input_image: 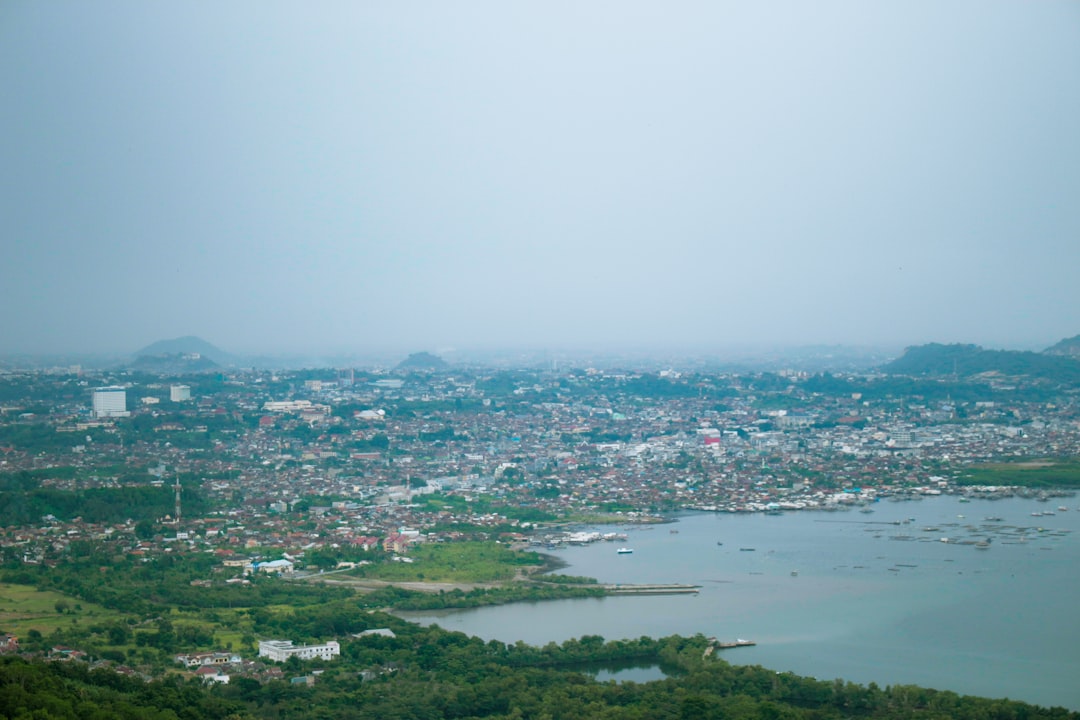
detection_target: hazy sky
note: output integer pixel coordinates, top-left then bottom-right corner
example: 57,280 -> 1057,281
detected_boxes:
2,1 -> 1078,356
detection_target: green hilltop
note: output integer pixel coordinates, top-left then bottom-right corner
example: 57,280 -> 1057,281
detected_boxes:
133,336 -> 235,365
883,341 -> 1080,384
396,351 -> 449,371
1045,334 -> 1080,357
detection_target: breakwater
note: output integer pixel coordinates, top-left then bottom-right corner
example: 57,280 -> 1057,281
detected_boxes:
603,583 -> 700,595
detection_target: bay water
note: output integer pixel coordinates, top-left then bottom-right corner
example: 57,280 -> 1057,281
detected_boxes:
401,496 -> 1080,710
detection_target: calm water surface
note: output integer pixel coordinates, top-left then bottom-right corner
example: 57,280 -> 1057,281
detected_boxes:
402,496 -> 1080,710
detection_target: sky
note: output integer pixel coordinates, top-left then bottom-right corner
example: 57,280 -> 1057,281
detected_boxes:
2,1 -> 1079,357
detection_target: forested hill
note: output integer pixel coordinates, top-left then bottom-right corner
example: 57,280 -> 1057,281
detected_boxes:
883,343 -> 1080,383
396,351 -> 449,371
128,353 -> 219,373
2,637 -> 1077,720
133,336 -> 235,365
1045,334 -> 1080,357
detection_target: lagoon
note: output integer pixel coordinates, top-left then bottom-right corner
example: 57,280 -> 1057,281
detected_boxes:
402,496 -> 1080,710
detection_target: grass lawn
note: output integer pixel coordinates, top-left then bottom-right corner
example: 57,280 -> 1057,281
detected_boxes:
357,541 -> 544,583
0,582 -> 122,635
957,460 -> 1080,488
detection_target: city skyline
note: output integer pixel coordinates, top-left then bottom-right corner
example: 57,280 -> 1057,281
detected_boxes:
2,1 -> 1078,356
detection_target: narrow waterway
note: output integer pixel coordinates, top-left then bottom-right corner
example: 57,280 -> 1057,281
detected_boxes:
401,496 -> 1080,710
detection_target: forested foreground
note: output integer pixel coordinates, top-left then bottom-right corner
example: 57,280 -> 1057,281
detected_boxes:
3,554 -> 1078,719
2,628 -> 1077,720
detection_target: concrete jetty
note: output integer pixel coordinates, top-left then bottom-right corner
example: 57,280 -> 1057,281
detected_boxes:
603,583 -> 700,595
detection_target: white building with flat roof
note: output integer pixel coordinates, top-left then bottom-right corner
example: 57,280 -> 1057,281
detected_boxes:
258,640 -> 340,662
92,386 -> 129,418
170,384 -> 191,402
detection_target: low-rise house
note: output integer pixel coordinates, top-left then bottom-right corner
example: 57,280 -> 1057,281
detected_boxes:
50,646 -> 86,661
254,558 -> 294,574
194,665 -> 230,684
354,628 -> 395,639
349,536 -> 380,551
222,556 -> 253,572
382,533 -> 410,554
174,651 -> 241,668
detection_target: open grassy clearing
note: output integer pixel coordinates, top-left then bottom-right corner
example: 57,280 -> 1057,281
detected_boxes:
351,541 -> 544,583
0,583 -> 122,635
958,459 -> 1080,487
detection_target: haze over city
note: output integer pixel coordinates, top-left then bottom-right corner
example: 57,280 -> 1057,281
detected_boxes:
2,1 -> 1078,357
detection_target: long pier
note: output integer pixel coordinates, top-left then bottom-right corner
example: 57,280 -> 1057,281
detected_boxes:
603,583 -> 700,595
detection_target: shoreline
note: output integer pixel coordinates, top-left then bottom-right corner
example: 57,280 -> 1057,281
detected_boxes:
299,549 -> 582,596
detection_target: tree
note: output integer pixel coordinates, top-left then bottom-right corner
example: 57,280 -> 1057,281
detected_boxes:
135,519 -> 157,540
107,624 -> 131,645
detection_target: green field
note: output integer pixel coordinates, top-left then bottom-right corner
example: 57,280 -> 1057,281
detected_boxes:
353,541 -> 543,583
957,460 -> 1080,488
0,582 -> 122,636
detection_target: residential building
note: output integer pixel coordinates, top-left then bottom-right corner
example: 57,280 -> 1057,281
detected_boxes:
255,559 -> 294,574
258,640 -> 340,662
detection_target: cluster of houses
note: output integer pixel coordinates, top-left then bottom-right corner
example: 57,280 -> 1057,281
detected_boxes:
173,650 -> 243,684
169,639 -> 342,685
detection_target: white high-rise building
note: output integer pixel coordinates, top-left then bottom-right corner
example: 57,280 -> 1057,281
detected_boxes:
170,384 -> 191,402
92,386 -> 129,418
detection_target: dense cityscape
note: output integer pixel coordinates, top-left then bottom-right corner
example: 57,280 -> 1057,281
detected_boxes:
5,0 -> 1078,714
1,345 -> 1079,717
3,351 -> 1078,564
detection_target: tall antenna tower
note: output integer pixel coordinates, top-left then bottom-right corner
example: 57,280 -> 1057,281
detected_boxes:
174,476 -> 182,523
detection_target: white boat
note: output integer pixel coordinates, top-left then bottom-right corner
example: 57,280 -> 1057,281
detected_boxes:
616,547 -> 633,554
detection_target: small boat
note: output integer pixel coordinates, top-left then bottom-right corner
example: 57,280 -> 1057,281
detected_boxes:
716,541 -> 723,546
616,547 -> 633,554
790,570 -> 799,576
975,540 -> 991,549
739,547 -> 756,552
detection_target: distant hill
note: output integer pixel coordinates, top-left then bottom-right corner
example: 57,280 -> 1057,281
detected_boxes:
1044,334 -> 1080,358
128,353 -> 219,373
396,351 -> 449,371
882,343 -> 1080,383
133,336 -> 235,365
